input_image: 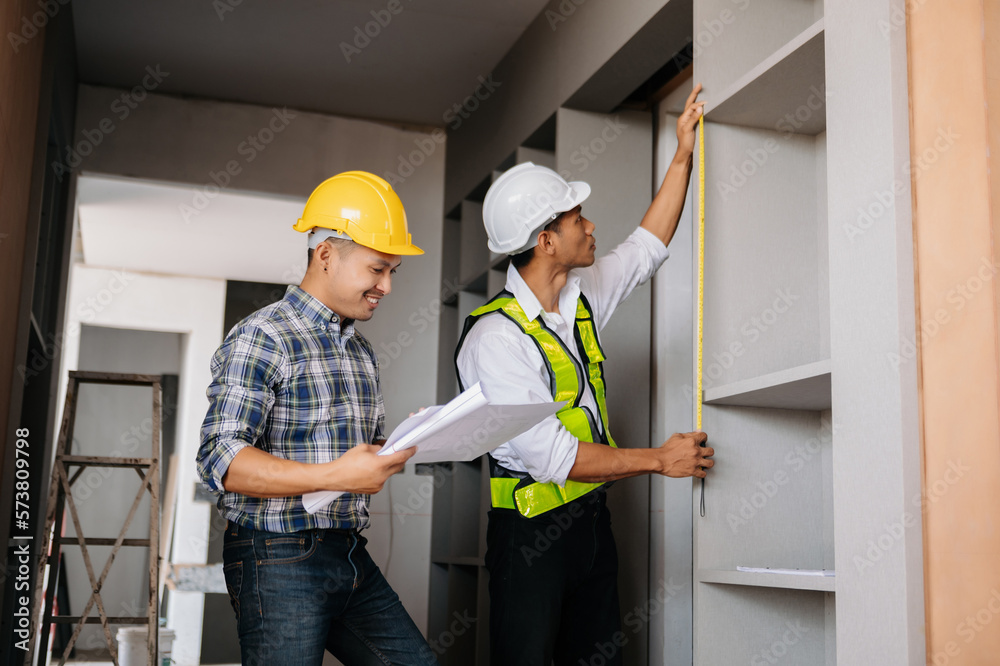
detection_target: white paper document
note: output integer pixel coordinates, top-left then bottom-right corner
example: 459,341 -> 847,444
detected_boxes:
302,382 -> 562,514
736,566 -> 835,577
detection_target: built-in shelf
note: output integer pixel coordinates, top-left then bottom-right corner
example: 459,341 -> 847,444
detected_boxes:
464,270 -> 489,295
459,255 -> 510,296
707,19 -> 826,135
459,200 -> 489,286
698,568 -> 835,593
703,359 -> 831,410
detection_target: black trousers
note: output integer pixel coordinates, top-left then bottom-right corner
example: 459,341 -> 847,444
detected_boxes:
485,490 -> 622,666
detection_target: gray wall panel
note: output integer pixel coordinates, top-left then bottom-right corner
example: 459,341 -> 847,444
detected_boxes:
702,124 -> 823,389
696,406 -> 829,571
696,585 -> 828,665
826,1 -> 924,663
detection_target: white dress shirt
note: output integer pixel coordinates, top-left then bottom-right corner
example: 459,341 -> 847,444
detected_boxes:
456,226 -> 670,486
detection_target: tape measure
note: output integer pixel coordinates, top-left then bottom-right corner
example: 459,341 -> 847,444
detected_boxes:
697,113 -> 706,518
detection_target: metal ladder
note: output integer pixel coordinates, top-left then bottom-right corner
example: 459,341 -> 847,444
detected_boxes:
29,371 -> 162,666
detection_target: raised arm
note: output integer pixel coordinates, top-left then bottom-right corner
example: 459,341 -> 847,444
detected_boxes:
639,84 -> 705,247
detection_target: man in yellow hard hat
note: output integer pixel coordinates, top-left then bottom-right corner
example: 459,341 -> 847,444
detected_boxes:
197,172 -> 438,665
456,86 -> 713,665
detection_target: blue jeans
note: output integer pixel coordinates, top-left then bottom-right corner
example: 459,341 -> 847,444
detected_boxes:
222,521 -> 439,666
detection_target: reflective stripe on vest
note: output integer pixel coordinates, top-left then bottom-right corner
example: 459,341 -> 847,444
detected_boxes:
457,291 -> 616,517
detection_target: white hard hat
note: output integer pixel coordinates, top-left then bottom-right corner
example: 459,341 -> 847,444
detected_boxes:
483,162 -> 591,255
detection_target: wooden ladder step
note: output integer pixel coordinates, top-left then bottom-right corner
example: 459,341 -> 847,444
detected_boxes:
50,616 -> 153,624
53,537 -> 151,547
59,455 -> 154,467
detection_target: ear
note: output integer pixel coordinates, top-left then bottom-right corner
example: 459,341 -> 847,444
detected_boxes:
536,229 -> 559,257
312,239 -> 341,273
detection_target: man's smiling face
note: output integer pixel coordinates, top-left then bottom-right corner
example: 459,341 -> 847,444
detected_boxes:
323,242 -> 401,321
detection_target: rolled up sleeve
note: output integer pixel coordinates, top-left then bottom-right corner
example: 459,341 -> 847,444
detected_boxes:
197,327 -> 284,495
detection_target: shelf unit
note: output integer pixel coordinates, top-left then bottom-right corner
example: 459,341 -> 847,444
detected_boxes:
431,3 -> 922,663
427,457 -> 491,666
459,201 -> 489,290
693,0 -> 834,663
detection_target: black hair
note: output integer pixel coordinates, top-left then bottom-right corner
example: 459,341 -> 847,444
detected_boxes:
307,235 -> 355,265
509,214 -> 564,270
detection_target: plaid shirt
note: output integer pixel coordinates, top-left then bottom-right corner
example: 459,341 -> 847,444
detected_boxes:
197,285 -> 385,533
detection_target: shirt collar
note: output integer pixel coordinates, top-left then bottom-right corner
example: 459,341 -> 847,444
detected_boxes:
505,263 -> 581,322
284,285 -> 355,338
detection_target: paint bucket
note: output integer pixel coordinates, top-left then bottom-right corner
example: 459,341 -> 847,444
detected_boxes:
116,626 -> 175,665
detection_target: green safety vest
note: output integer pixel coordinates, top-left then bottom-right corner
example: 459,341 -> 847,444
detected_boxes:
455,290 -> 617,518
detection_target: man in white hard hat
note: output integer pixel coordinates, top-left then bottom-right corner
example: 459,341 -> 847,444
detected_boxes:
456,86 -> 714,665
198,172 -> 439,665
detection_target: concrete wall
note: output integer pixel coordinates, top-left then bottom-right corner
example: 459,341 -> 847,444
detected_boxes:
907,1 -> 1000,663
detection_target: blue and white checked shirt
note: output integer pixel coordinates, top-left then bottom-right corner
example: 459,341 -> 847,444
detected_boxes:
197,285 -> 385,533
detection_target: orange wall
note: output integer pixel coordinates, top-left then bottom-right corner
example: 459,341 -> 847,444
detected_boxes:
0,2 -> 46,473
990,1 -> 1000,325
908,1 -> 1000,664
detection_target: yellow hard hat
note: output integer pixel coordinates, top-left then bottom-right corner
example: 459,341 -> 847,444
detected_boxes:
293,171 -> 423,255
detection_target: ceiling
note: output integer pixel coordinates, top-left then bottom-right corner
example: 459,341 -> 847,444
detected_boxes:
77,175 -> 309,284
71,0 -> 551,127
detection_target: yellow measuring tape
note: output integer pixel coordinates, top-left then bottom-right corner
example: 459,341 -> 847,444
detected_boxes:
697,113 -> 706,517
